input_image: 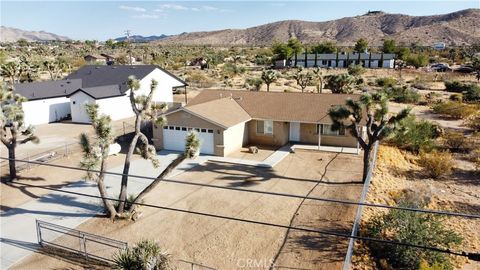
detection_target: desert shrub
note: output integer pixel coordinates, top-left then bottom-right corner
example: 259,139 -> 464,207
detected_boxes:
347,64 -> 365,76
388,115 -> 439,152
418,150 -> 454,178
444,81 -> 480,102
432,102 -> 478,119
406,54 -> 429,68
466,113 -> 480,131
222,63 -> 245,77
449,93 -> 462,102
244,77 -> 263,91
113,240 -> 175,270
375,77 -> 397,87
412,79 -> 430,90
381,86 -> 420,104
364,195 -> 462,270
443,131 -> 468,152
324,73 -> 355,94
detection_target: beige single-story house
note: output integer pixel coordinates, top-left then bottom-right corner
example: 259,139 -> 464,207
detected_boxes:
152,90 -> 365,156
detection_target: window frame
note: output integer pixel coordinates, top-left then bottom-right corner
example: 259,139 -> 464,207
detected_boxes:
318,124 -> 346,136
256,120 -> 273,135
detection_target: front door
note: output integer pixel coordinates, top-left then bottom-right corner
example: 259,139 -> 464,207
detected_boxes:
289,122 -> 300,142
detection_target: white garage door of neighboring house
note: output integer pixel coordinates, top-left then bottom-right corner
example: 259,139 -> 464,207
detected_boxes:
162,126 -> 215,155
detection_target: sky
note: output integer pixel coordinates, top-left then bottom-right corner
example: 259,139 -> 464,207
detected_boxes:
1,1 -> 479,41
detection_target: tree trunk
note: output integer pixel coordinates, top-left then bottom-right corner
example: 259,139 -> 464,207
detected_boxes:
267,83 -> 270,92
362,146 -> 372,183
98,158 -> 117,219
8,145 -> 16,181
117,133 -> 140,213
129,154 -> 185,212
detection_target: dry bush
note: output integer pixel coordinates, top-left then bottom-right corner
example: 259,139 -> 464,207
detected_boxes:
432,102 -> 478,119
443,131 -> 468,152
418,150 -> 454,179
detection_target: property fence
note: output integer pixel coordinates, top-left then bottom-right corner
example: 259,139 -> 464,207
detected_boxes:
342,141 -> 380,270
36,219 -> 128,264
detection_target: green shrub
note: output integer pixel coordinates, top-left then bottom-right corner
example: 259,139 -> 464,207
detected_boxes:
380,86 -> 420,104
347,64 -> 365,76
375,77 -> 397,87
444,81 -> 480,102
466,113 -> 480,131
464,84 -> 480,102
432,102 -> 478,119
406,54 -> 429,68
449,93 -> 462,102
418,150 -> 454,178
387,115 -> 439,152
245,77 -> 263,91
113,240 -> 175,270
364,195 -> 462,270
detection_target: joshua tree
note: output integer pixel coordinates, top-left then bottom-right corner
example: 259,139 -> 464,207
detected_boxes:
0,84 -> 39,180
261,69 -> 278,92
312,67 -> 324,93
293,67 -> 313,92
43,59 -> 66,80
113,239 -> 175,270
117,76 -> 167,213
79,104 -> 118,219
128,131 -> 199,216
328,93 -> 410,182
325,74 -> 356,94
1,62 -> 21,86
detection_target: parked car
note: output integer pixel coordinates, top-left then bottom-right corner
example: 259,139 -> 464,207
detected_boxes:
430,63 -> 451,72
454,65 -> 474,73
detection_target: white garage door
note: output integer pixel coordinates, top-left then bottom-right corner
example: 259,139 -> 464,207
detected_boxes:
162,126 -> 215,155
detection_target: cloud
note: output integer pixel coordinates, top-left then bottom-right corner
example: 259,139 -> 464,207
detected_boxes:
119,5 -> 147,12
131,14 -> 161,19
158,4 -> 189,10
156,4 -> 230,13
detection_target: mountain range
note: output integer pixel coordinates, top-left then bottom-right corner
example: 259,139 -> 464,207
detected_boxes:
157,9 -> 480,46
0,26 -> 70,42
114,35 -> 170,43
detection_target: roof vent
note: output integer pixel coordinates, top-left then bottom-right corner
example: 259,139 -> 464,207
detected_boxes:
95,66 -> 100,69
112,66 -> 117,69
66,81 -> 71,84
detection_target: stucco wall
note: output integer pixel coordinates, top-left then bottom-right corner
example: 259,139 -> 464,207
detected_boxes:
223,122 -> 247,156
96,95 -> 134,121
247,120 -> 289,147
70,92 -> 95,123
152,110 -> 225,156
137,69 -> 184,104
299,123 -> 319,144
23,97 -> 71,126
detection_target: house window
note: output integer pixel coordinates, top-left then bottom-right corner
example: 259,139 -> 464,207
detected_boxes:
175,126 -> 181,131
168,126 -> 174,130
318,124 -> 345,136
181,127 -> 187,131
322,60 -> 327,65
257,120 -> 273,135
163,126 -> 168,129
207,129 -> 214,133
201,128 -> 207,133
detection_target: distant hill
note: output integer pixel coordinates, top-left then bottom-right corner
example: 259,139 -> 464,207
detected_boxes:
114,35 -> 170,43
0,26 -> 70,42
158,9 -> 480,46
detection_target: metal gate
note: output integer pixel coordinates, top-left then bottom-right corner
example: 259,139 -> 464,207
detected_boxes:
36,219 -> 127,264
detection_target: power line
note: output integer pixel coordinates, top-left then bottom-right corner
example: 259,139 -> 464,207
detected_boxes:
7,181 -> 480,262
3,157 -> 480,219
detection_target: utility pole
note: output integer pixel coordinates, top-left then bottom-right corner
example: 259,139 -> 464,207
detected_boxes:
125,30 -> 132,65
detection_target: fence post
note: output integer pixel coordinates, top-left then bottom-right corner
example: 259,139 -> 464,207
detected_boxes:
82,234 -> 88,263
36,220 -> 42,245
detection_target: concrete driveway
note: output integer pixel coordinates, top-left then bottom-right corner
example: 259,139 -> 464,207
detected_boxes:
0,150 -> 200,269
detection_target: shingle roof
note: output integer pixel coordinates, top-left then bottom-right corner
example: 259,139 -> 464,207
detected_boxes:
66,65 -> 158,93
14,65 -> 187,101
13,79 -> 82,101
67,85 -> 123,99
187,90 -> 363,124
184,98 -> 251,128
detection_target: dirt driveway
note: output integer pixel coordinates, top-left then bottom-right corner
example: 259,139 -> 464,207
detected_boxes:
14,149 -> 363,270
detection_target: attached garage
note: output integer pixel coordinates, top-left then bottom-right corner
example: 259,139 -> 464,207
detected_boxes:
152,97 -> 252,156
162,126 -> 215,155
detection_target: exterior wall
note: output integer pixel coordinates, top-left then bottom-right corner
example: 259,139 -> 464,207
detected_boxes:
299,123 -> 358,147
70,92 -> 95,123
23,97 -> 71,126
137,68 -> 184,104
96,95 -> 134,121
383,59 -> 395,68
152,110 -> 226,156
299,123 -> 318,144
247,120 -> 289,147
223,122 -> 247,156
291,53 -> 394,69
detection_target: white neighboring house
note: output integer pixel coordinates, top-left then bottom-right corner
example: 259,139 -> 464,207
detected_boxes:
290,52 -> 396,69
13,65 -> 187,125
14,79 -> 82,126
